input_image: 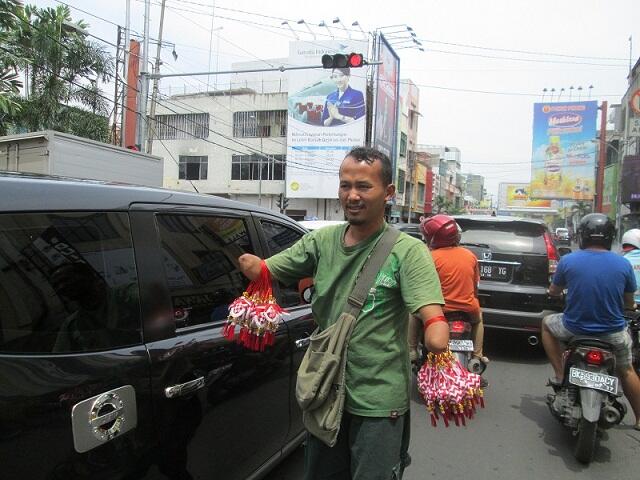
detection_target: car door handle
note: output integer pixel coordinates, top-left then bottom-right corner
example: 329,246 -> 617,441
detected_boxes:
295,337 -> 310,349
164,376 -> 205,399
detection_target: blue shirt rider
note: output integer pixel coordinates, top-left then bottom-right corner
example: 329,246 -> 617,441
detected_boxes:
321,67 -> 365,126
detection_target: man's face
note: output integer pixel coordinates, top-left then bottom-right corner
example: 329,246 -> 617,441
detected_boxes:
331,71 -> 349,90
338,156 -> 394,226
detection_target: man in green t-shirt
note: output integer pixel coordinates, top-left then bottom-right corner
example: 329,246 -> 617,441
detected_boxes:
239,147 -> 448,480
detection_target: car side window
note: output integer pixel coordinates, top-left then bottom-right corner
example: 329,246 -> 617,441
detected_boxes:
0,212 -> 141,354
260,220 -> 307,307
156,214 -> 253,328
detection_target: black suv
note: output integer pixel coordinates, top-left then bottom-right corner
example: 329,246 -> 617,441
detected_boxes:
0,172 -> 314,480
453,215 -> 564,335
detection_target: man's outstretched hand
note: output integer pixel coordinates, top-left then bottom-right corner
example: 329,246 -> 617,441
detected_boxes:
238,254 -> 263,281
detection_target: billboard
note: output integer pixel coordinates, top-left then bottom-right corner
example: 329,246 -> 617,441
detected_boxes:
285,40 -> 368,198
529,101 -> 598,200
621,155 -> 640,203
373,34 -> 400,177
498,183 -> 553,210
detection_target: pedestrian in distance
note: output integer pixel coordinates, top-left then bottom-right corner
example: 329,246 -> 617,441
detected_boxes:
238,146 -> 449,480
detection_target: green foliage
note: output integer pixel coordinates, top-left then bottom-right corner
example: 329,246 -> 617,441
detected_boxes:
0,2 -> 114,141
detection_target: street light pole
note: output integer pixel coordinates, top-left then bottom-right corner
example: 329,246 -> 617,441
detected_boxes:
595,101 -> 608,212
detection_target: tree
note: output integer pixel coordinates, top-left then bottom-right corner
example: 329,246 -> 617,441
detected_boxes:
0,0 -> 26,133
434,195 -> 452,214
569,200 -> 593,233
1,3 -> 114,140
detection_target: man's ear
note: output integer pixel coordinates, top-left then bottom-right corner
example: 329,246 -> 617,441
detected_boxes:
385,184 -> 396,203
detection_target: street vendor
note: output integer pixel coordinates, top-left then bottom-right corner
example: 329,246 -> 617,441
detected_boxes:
237,146 -> 448,480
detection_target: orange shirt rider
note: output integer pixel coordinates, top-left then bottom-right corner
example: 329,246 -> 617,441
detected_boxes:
430,246 -> 480,314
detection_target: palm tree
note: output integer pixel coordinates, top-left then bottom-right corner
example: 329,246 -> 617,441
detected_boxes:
569,200 -> 593,234
3,3 -> 114,140
0,0 -> 25,132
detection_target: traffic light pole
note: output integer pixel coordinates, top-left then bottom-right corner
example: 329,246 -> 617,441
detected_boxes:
147,62 -> 380,80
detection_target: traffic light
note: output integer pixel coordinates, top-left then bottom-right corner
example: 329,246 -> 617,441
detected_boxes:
276,193 -> 289,213
321,53 -> 365,69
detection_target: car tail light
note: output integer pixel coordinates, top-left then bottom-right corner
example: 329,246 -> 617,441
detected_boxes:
449,321 -> 466,333
543,231 -> 559,277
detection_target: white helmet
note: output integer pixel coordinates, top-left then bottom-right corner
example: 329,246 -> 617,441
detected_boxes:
622,228 -> 640,250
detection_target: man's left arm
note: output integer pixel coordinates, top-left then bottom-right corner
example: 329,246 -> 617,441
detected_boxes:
400,243 -> 449,353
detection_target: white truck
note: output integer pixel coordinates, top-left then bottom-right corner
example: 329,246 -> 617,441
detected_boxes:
0,130 -> 163,187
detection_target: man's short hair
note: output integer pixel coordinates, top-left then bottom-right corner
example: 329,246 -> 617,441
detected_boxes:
332,67 -> 351,77
344,147 -> 393,186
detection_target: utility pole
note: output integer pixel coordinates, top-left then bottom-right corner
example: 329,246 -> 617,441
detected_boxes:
206,0 -> 216,91
147,0 -> 167,154
138,0 -> 151,151
121,0 -> 131,147
112,25 -> 121,145
595,101 -> 608,213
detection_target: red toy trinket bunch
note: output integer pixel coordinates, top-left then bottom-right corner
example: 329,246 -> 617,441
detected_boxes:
222,261 -> 287,351
417,350 -> 485,427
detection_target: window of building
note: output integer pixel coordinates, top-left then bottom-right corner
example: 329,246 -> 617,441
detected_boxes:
397,169 -> 405,193
233,110 -> 287,138
156,214 -> 254,328
179,155 -> 208,180
0,212 -> 141,354
231,154 -> 285,181
155,113 -> 209,139
399,133 -> 407,157
417,182 -> 426,205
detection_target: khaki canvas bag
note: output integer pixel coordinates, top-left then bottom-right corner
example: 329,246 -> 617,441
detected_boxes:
295,227 -> 400,447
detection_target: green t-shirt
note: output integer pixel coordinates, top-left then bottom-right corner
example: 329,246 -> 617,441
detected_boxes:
265,222 -> 444,417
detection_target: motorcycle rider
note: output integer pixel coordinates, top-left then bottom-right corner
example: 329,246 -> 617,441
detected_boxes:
541,214 -> 640,430
621,228 -> 640,305
408,215 -> 488,370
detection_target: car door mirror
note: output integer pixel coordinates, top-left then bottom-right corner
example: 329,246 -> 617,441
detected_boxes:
558,247 -> 572,256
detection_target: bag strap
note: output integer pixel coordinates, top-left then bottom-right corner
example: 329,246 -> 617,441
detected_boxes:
343,226 -> 401,319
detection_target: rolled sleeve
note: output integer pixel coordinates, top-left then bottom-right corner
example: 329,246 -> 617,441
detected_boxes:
265,232 -> 318,286
399,242 -> 445,314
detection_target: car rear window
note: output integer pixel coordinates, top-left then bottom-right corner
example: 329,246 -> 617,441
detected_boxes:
457,220 -> 548,254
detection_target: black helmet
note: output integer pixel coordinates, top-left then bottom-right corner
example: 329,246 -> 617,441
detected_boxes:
577,213 -> 615,250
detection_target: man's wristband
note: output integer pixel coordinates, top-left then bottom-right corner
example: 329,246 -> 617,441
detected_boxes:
423,315 -> 447,331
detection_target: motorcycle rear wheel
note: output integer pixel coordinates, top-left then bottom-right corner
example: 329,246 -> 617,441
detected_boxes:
574,418 -> 597,464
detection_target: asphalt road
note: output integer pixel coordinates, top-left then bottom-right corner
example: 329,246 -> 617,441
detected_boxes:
264,331 -> 640,480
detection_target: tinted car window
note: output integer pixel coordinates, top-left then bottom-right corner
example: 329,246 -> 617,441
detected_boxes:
458,221 -> 547,254
156,214 -> 253,328
261,220 -> 305,307
0,212 -> 141,353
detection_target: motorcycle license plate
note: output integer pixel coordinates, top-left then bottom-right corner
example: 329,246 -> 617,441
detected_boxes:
568,367 -> 619,395
449,339 -> 474,352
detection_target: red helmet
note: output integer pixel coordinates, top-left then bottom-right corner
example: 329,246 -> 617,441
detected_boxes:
420,215 -> 461,249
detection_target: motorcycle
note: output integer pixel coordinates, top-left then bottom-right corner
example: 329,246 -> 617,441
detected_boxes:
445,311 -> 487,376
546,337 -> 627,464
625,309 -> 640,375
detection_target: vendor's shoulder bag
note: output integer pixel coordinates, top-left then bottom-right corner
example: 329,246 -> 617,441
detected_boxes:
295,226 -> 400,447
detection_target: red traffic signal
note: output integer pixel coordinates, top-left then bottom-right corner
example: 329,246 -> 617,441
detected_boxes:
348,53 -> 363,67
321,53 -> 366,69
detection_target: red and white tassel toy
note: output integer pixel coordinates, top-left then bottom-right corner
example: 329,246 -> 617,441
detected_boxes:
222,260 -> 287,351
417,350 -> 485,427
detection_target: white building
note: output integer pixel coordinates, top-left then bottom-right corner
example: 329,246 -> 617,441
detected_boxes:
154,80 -> 343,220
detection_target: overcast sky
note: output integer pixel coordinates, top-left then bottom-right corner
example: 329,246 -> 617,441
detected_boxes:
36,0 -> 640,198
